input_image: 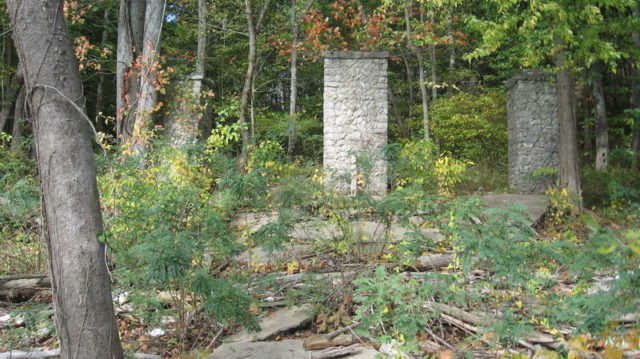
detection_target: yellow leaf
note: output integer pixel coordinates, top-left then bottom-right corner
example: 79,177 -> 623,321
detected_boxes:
603,344 -> 623,359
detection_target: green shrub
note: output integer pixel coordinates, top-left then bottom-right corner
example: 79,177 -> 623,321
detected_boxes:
98,146 -> 258,336
581,166 -> 640,208
430,87 -> 507,169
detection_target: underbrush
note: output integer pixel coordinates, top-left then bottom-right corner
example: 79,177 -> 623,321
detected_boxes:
1,139 -> 639,357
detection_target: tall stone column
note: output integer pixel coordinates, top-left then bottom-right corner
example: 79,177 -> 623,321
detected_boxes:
323,51 -> 389,196
506,70 -> 559,193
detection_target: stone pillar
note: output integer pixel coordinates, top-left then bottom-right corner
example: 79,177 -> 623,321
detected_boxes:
323,51 -> 389,196
506,70 -> 559,194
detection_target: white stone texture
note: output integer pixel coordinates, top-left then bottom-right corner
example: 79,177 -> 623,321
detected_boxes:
323,52 -> 389,196
506,70 -> 559,194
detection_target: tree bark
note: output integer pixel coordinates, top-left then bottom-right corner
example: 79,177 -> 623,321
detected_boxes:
554,39 -> 582,206
591,62 -> 608,171
116,0 -> 146,142
7,0 -> 124,357
131,0 -> 165,155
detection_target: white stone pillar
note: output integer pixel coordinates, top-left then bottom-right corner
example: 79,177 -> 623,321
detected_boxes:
323,51 -> 389,196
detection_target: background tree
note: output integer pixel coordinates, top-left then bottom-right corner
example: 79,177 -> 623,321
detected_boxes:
6,0 -> 124,357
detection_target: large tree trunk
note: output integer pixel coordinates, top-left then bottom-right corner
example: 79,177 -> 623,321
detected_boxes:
7,0 -> 124,357
116,0 -> 146,142
554,40 -> 582,206
131,0 -> 165,154
591,63 -> 608,171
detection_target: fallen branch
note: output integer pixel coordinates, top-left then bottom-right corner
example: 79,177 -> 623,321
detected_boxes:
0,349 -> 60,359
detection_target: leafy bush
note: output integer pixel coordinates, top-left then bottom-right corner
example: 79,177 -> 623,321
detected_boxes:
98,146 -> 258,336
581,166 -> 640,208
430,88 -> 507,169
392,139 -> 470,195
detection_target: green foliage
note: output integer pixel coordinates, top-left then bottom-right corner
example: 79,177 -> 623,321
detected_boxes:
98,146 -> 258,332
581,166 -> 640,208
392,139 -> 471,195
354,266 -> 432,350
430,88 -> 508,169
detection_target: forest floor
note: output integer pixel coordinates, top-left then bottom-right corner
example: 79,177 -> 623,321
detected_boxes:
1,194 -> 639,359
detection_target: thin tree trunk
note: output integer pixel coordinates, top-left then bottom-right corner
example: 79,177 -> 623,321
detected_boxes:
429,44 -> 437,101
404,3 -> 430,139
10,87 -> 25,152
428,14 -> 437,101
591,62 -> 608,171
554,39 -> 582,205
0,66 -> 23,133
7,0 -> 124,357
287,0 -> 299,157
116,0 -> 145,142
132,0 -> 165,154
95,6 -> 111,132
287,0 -> 312,157
389,86 -> 408,138
448,7 -> 455,71
631,5 -> 640,169
239,0 -> 270,163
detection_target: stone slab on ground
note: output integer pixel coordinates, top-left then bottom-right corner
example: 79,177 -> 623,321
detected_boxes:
478,194 -> 549,225
223,304 -> 313,343
210,340 -> 380,359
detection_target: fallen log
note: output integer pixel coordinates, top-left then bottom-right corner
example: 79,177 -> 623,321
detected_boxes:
0,274 -> 51,291
409,254 -> 453,271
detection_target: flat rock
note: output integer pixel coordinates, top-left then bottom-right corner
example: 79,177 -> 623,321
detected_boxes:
210,340 -> 379,359
478,194 -> 548,225
223,304 -> 313,343
210,340 -> 305,359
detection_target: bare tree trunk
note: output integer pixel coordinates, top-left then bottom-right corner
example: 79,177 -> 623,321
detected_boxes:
389,86 -> 408,138
131,0 -> 165,154
7,0 -> 124,357
404,3 -> 430,139
448,7 -> 455,71
429,43 -> 437,101
239,0 -> 270,163
631,5 -> 640,169
591,62 -> 608,171
286,0 -> 312,157
0,66 -> 23,133
10,87 -> 25,152
116,0 -> 145,142
554,39 -> 582,206
94,6 -> 111,131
